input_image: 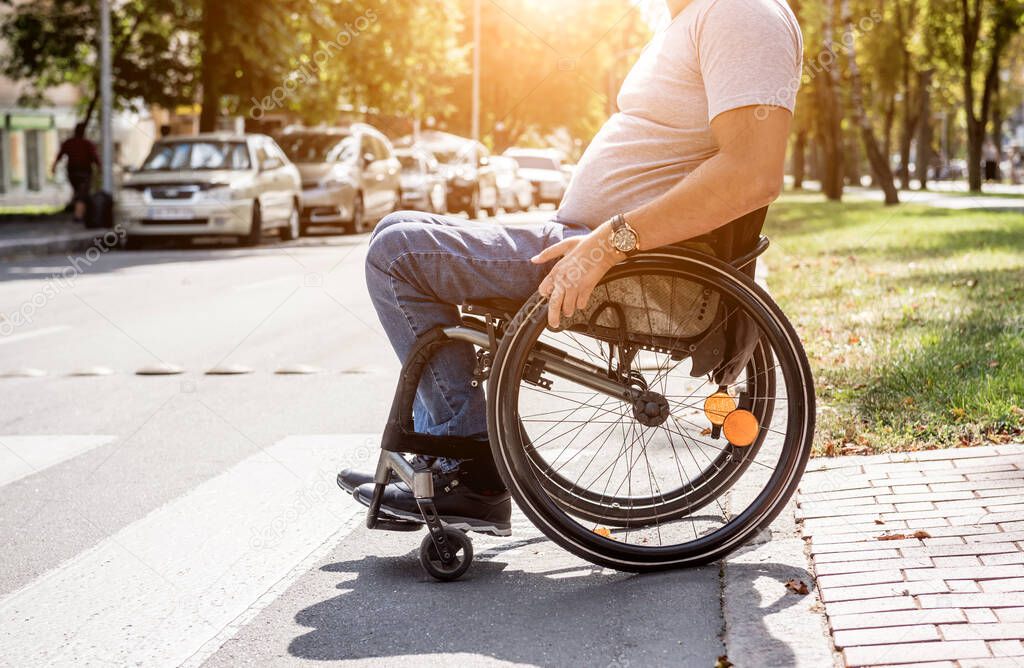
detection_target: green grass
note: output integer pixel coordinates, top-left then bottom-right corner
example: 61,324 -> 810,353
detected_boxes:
764,195 -> 1024,456
0,204 -> 65,217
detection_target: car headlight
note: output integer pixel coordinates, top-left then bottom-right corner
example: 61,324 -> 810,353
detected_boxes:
118,189 -> 144,205
204,185 -> 244,201
319,176 -> 349,189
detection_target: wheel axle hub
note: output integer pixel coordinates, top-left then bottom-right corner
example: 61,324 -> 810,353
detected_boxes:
632,390 -> 670,427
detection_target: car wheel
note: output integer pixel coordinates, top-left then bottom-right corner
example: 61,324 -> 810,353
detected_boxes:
348,193 -> 367,234
240,200 -> 262,246
280,200 -> 300,241
430,184 -> 447,214
466,188 -> 482,219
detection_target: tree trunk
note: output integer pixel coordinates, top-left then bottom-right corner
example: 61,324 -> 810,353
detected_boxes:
816,0 -> 844,201
883,93 -> 895,170
959,0 -> 987,192
991,75 -> 1003,179
898,62 -> 920,190
793,129 -> 807,190
846,132 -> 863,186
843,0 -> 899,204
199,0 -> 221,133
82,13 -> 143,127
915,70 -> 934,190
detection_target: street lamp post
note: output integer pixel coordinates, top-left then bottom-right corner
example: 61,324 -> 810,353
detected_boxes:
99,0 -> 113,192
471,0 -> 481,144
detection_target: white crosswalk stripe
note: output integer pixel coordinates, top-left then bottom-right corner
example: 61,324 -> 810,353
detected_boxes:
0,434 -> 378,667
0,435 -> 116,487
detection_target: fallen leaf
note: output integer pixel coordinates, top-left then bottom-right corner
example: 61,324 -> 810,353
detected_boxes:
848,335 -> 861,345
874,518 -> 886,525
700,428 -> 712,436
594,527 -> 613,539
715,656 -> 734,668
912,530 -> 932,539
877,533 -> 908,541
785,579 -> 810,595
989,360 -> 1000,368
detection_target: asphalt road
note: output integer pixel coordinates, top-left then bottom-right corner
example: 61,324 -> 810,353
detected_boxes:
0,210 -> 729,667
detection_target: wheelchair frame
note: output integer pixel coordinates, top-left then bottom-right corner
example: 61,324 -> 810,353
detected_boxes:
363,236 -> 773,580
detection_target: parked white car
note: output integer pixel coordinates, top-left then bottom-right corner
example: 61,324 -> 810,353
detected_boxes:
117,133 -> 302,248
503,148 -> 569,206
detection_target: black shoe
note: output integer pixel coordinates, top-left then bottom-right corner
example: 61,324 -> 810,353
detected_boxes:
336,468 -> 377,494
354,470 -> 511,537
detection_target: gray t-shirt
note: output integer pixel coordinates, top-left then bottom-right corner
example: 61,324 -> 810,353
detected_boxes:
557,0 -> 803,228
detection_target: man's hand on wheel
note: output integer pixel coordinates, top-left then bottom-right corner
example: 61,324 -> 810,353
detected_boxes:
531,225 -> 621,329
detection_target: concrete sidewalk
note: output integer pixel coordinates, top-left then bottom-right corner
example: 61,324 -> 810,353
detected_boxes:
0,217 -> 112,259
799,444 -> 1024,667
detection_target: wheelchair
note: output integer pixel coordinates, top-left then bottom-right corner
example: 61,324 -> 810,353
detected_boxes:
363,207 -> 815,581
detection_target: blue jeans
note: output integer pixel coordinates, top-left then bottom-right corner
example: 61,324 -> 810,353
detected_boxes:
365,211 -> 590,440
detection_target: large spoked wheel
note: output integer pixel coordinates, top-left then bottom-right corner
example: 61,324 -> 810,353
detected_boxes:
525,338 -> 776,528
487,249 -> 814,572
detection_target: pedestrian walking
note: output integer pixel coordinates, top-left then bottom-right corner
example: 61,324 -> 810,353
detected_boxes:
51,122 -> 101,223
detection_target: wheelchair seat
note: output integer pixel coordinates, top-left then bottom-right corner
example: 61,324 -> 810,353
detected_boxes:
461,298 -> 525,318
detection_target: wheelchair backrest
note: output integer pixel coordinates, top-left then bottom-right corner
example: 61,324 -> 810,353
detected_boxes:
669,206 -> 768,278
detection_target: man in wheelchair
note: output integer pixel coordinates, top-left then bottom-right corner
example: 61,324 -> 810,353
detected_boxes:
339,0 -> 803,538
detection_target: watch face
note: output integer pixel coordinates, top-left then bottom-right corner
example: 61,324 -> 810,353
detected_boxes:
612,227 -> 638,252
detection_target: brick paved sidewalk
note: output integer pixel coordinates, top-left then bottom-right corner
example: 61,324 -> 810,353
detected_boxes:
798,444 -> 1024,667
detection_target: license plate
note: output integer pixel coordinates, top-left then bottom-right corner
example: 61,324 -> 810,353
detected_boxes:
147,207 -> 194,220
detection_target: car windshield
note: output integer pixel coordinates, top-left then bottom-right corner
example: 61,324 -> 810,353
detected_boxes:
278,133 -> 350,163
509,155 -> 559,171
141,141 -> 251,171
428,149 -> 463,165
490,157 -> 516,174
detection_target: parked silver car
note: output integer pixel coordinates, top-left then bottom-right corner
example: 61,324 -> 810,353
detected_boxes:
396,147 -> 448,214
117,133 -> 302,247
503,148 -> 569,206
278,124 -> 401,234
490,156 -> 534,213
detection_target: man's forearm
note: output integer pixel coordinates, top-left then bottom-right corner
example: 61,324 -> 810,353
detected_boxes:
618,106 -> 792,251
623,150 -> 781,251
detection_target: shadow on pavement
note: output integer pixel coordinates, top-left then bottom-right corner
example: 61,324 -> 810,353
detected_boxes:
286,527 -> 810,666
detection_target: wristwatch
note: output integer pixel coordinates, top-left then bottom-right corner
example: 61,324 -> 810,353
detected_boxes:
609,214 -> 640,257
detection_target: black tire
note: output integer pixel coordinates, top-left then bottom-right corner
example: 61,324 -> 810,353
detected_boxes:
487,249 -> 815,572
123,235 -> 145,251
465,188 -> 481,219
348,194 -> 367,234
419,528 -> 473,581
240,200 -> 262,246
280,200 -> 301,241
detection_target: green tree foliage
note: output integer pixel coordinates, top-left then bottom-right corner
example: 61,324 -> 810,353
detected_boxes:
0,0 -> 198,122
442,0 -> 651,151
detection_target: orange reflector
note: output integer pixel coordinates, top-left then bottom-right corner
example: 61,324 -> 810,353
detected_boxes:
723,409 -> 759,447
703,392 -> 736,426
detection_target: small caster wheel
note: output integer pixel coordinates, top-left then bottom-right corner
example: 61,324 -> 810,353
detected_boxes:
419,528 -> 473,581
